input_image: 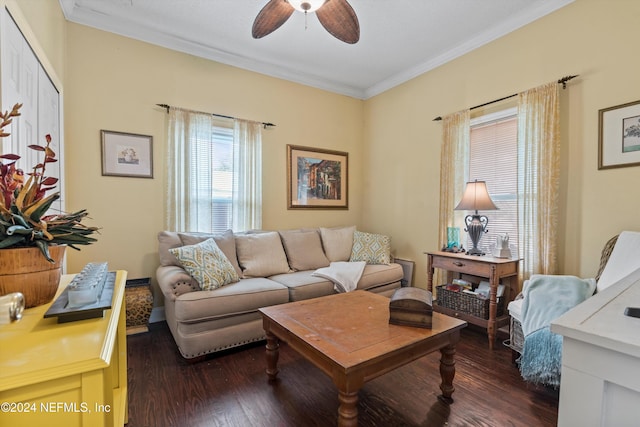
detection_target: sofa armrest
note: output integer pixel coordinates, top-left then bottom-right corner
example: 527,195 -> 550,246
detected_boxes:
156,265 -> 199,299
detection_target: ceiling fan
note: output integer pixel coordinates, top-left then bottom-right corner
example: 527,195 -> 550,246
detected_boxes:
252,0 -> 360,44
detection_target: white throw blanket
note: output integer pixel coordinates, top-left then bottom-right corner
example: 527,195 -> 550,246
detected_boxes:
313,261 -> 366,293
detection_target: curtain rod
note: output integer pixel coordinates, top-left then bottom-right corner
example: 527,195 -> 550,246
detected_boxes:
432,75 -> 578,121
156,104 -> 276,128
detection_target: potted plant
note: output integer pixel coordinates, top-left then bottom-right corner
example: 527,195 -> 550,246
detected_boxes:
0,103 -> 99,307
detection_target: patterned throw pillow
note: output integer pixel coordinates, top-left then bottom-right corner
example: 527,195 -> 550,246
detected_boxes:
169,238 -> 240,291
178,230 -> 242,277
349,230 -> 391,265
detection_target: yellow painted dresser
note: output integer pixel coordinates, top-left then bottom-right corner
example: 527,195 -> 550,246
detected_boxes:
0,270 -> 128,427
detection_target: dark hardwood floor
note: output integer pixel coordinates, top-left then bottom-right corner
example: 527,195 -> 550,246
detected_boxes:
126,322 -> 558,427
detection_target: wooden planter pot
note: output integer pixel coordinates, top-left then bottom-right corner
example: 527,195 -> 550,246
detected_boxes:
0,245 -> 66,308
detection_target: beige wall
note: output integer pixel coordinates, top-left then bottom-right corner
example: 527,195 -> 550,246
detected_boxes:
9,0 -> 640,301
364,0 -> 640,288
7,1 -> 363,306
62,24 -> 364,304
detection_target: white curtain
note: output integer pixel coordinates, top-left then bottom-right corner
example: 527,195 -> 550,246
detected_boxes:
166,107 -> 209,232
517,82 -> 560,280
232,119 -> 262,231
165,108 -> 262,233
439,110 -> 470,249
437,110 -> 470,286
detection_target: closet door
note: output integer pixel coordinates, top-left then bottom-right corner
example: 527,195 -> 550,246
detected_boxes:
1,8 -> 62,213
1,8 -> 38,163
38,67 -> 63,213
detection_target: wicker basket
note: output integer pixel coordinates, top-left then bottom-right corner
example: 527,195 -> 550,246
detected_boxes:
436,285 -> 504,319
509,316 -> 524,354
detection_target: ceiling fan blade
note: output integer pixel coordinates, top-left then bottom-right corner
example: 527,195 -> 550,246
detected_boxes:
316,0 -> 359,44
252,0 -> 295,39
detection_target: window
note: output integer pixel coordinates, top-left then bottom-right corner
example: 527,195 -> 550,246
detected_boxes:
191,124 -> 234,234
443,83 -> 559,278
166,109 -> 262,234
467,108 -> 518,254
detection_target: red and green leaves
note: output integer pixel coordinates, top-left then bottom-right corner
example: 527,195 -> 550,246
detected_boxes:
0,103 -> 98,261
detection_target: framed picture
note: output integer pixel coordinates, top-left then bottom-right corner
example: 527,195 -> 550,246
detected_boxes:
101,130 -> 153,178
287,145 -> 348,209
598,99 -> 640,170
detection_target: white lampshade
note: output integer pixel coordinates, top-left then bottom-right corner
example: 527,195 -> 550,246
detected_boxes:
454,180 -> 498,212
288,0 -> 326,12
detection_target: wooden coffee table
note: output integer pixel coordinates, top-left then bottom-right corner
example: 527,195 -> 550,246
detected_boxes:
259,290 -> 467,427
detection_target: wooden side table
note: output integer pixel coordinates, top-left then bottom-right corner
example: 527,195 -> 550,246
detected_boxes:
426,251 -> 519,349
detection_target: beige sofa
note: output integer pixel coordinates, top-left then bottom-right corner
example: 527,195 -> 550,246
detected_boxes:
156,226 -> 404,359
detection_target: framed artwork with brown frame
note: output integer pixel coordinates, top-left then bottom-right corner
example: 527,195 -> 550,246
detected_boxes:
101,130 -> 153,178
598,99 -> 640,170
287,145 -> 348,209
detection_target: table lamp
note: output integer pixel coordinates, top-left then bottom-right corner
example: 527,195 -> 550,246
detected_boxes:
454,180 -> 498,256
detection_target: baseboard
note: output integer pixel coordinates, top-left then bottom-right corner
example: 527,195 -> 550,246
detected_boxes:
149,306 -> 165,323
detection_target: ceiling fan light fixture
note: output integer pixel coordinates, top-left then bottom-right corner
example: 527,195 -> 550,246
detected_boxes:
287,0 -> 326,13
253,0 -> 359,44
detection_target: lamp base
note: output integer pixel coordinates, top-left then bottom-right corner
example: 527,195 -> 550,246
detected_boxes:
464,214 -> 489,257
466,247 -> 485,256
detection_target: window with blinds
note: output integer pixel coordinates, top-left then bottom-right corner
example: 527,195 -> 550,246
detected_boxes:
190,122 -> 234,234
467,109 -> 518,254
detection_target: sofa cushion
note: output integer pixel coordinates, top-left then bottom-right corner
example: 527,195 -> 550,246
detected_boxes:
178,230 -> 242,277
157,230 -> 241,276
236,231 -> 291,278
269,271 -> 335,302
158,231 -> 184,267
170,238 -> 240,291
349,230 -> 392,264
173,277 -> 289,322
319,225 -> 356,262
270,264 -> 403,301
279,229 -> 330,271
357,263 -> 403,290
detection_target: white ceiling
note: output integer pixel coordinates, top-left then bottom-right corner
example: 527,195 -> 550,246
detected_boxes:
59,0 -> 574,99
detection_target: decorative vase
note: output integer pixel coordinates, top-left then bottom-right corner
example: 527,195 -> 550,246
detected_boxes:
0,245 -> 66,309
125,278 -> 153,335
447,227 -> 460,248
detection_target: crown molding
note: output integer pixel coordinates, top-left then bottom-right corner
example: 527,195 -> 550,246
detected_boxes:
363,0 -> 575,99
60,0 -> 574,100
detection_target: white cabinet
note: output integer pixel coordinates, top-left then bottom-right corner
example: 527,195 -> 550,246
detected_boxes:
551,269 -> 640,427
1,8 -> 63,213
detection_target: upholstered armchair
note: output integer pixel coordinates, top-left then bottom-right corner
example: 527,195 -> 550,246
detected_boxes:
507,231 -> 640,386
507,234 -> 619,361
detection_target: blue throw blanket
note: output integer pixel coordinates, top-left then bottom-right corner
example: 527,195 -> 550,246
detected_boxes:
519,274 -> 596,387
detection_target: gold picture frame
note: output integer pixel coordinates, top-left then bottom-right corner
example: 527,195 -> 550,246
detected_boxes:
287,145 -> 348,209
598,99 -> 640,170
101,130 -> 153,178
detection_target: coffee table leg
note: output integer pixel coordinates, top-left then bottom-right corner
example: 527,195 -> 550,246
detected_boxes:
265,330 -> 280,381
438,344 -> 456,404
337,390 -> 358,427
